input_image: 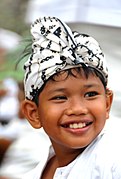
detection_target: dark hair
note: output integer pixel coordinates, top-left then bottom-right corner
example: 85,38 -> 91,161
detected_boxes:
33,66 -> 106,106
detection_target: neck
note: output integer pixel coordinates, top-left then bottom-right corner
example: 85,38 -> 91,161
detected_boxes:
52,144 -> 86,167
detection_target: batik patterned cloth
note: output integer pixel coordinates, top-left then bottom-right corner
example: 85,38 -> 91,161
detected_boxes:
24,16 -> 108,100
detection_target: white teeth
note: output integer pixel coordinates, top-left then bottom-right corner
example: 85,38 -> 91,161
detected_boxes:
69,122 -> 86,129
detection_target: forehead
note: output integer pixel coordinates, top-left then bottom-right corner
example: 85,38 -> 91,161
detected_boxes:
49,67 -> 99,82
34,67 -> 105,104
42,68 -> 103,92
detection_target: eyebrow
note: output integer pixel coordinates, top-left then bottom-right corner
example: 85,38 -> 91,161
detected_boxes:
47,88 -> 67,94
84,83 -> 101,88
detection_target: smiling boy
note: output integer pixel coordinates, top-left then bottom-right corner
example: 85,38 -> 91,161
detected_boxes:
22,17 -> 121,179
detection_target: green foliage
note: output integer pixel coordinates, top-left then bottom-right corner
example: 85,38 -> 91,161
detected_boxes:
0,0 -> 30,81
0,40 -> 30,81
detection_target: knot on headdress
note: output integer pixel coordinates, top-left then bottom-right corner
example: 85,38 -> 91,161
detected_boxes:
30,17 -> 84,71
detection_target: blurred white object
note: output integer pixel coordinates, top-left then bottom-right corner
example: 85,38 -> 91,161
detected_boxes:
0,28 -> 21,51
25,0 -> 121,27
25,0 -> 79,23
0,118 -> 31,139
0,128 -> 51,178
0,78 -> 19,122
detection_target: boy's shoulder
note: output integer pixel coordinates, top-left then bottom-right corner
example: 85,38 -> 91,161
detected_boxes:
22,162 -> 43,179
22,143 -> 54,179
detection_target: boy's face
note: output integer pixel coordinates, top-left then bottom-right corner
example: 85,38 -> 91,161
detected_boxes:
23,69 -> 112,153
36,69 -> 112,151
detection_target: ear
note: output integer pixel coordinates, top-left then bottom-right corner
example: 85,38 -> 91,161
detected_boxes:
106,89 -> 113,119
21,99 -> 42,129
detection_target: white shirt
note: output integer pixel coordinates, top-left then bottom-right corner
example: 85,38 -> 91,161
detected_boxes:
22,117 -> 121,179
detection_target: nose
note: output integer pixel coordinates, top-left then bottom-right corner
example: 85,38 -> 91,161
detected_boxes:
65,98 -> 88,116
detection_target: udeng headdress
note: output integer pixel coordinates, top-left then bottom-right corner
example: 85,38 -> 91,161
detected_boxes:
24,16 -> 108,100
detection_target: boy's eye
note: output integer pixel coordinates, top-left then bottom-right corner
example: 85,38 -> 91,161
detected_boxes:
50,95 -> 67,100
85,91 -> 98,98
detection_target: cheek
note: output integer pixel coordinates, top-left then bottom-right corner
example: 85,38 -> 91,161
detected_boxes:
38,104 -> 61,127
89,98 -> 107,122
38,105 -> 63,139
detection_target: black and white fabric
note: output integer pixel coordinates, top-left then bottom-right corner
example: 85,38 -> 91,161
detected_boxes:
24,16 -> 108,100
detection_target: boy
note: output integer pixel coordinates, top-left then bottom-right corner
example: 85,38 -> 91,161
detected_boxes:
22,16 -> 121,178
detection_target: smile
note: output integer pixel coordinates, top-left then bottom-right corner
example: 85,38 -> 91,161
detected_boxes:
62,122 -> 92,129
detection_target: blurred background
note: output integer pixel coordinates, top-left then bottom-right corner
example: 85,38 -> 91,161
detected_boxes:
0,0 -> 121,178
